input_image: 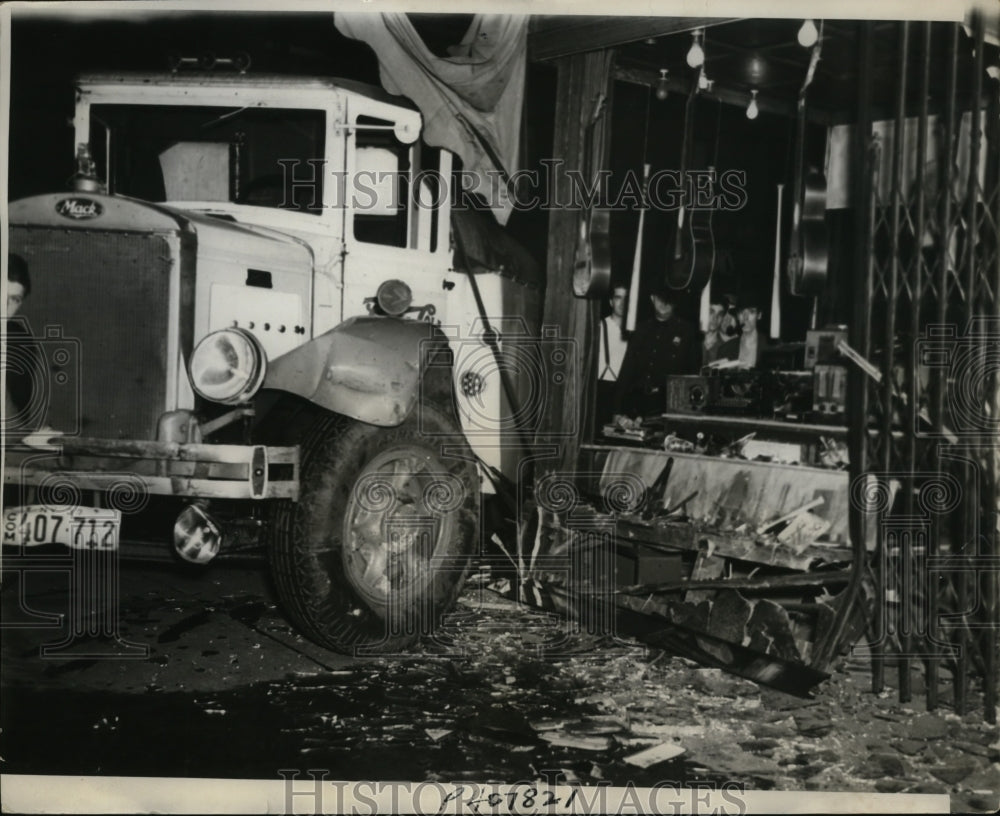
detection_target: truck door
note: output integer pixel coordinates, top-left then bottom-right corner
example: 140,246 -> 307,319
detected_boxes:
340,102 -> 450,327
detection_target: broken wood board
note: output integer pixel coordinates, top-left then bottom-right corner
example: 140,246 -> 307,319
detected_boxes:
616,520 -> 853,570
543,583 -> 830,694
757,497 -> 825,535
536,507 -> 854,571
596,448 -> 859,545
776,511 -> 832,553
685,552 -> 726,603
619,568 -> 852,596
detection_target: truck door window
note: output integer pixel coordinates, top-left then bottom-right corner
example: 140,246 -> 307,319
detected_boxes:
352,115 -> 412,248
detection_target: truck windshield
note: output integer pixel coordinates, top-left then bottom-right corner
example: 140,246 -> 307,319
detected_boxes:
89,104 -> 326,213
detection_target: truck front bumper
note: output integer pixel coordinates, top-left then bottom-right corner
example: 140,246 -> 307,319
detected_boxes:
3,437 -> 299,501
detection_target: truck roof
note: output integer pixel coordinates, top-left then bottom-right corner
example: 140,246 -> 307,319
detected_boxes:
75,71 -> 418,111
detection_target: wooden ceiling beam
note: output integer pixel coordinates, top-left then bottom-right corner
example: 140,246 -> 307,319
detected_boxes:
528,16 -> 738,62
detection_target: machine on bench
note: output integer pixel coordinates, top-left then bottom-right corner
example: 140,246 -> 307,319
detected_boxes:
665,327 -> 849,422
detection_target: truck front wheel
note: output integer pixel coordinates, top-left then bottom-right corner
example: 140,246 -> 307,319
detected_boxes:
268,403 -> 479,654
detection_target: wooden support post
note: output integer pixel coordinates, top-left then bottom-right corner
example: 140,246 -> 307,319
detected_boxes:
825,19 -> 876,680
539,50 -> 614,475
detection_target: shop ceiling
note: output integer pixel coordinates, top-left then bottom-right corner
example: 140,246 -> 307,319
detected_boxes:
528,16 -> 988,126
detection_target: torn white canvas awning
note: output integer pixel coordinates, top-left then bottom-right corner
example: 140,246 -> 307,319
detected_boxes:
335,12 -> 526,224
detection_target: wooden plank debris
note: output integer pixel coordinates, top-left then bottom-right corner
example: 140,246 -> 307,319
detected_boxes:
614,520 -> 851,571
685,552 -> 726,603
756,497 -> 825,535
618,569 -> 852,596
776,511 -> 832,552
597,449 -> 854,541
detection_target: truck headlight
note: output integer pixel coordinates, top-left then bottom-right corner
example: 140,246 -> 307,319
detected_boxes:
188,328 -> 266,405
376,279 -> 413,317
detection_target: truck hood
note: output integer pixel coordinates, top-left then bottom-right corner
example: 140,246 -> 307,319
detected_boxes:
9,192 -> 313,261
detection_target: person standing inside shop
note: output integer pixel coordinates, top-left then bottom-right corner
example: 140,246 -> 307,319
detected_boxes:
718,298 -> 767,367
702,294 -> 738,366
613,285 -> 698,422
596,284 -> 629,426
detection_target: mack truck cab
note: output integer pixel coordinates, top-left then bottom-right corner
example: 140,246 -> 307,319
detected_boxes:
4,70 -> 550,653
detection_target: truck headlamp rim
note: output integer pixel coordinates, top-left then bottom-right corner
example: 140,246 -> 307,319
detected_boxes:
376,279 -> 413,317
188,328 -> 267,405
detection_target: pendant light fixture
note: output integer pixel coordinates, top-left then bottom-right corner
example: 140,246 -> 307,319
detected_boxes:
655,69 -> 670,100
686,29 -> 705,68
797,19 -> 819,48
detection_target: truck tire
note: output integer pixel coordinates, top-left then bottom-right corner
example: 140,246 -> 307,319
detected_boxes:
268,402 -> 479,654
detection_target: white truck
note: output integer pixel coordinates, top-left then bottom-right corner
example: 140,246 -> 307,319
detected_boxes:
4,68 -> 559,654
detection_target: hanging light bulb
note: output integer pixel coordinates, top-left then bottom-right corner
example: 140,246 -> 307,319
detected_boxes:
686,29 -> 705,68
797,19 -> 819,48
746,90 -> 759,120
655,69 -> 670,101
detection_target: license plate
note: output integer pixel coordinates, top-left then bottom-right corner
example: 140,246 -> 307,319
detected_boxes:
2,505 -> 121,551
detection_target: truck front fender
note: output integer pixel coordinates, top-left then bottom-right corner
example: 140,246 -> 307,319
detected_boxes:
261,316 -> 447,426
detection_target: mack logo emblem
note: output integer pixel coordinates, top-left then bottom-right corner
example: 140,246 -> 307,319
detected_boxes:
56,198 -> 103,220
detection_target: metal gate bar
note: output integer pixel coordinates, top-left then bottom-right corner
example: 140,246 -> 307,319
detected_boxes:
984,29 -> 1000,727
915,22 -> 937,712
886,21 -> 910,701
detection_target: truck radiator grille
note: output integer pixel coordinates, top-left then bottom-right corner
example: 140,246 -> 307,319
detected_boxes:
9,228 -> 175,440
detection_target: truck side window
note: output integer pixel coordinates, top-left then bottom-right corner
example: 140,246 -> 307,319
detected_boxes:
352,116 -> 411,248
417,147 -> 442,253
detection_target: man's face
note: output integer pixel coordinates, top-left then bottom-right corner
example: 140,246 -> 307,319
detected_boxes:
739,307 -> 760,331
610,288 -> 627,318
6,281 -> 25,316
708,304 -> 726,332
650,294 -> 674,321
